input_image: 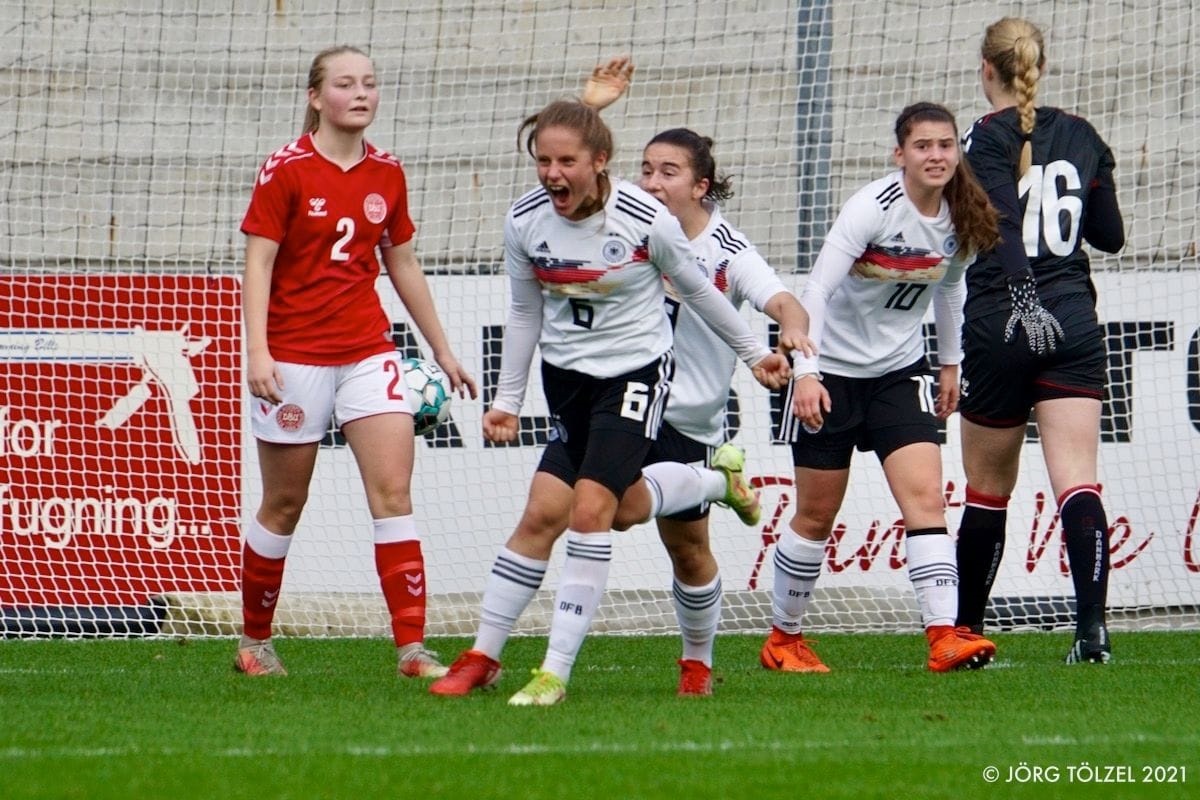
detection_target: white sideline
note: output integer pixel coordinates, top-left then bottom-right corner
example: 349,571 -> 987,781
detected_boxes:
1,731 -> 1196,761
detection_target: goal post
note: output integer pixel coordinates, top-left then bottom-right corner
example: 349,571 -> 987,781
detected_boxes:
1,0 -> 1197,638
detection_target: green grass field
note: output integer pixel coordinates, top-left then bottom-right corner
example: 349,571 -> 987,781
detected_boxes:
1,632 -> 1196,800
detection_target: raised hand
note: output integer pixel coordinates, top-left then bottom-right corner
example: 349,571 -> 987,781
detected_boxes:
582,55 -> 634,111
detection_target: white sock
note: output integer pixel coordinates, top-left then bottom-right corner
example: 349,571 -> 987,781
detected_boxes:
372,514 -> 419,544
771,532 -> 825,633
641,461 -> 725,519
905,528 -> 958,628
245,517 -> 292,559
473,547 -> 548,660
542,531 -> 612,681
673,575 -> 722,666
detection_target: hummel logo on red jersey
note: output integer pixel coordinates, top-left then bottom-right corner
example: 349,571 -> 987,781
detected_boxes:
308,197 -> 328,217
535,241 -> 551,253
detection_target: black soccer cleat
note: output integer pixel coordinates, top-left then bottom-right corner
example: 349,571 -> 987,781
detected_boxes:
1065,624 -> 1112,664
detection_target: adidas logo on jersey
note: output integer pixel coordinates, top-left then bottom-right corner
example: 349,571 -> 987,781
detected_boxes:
535,240 -> 551,253
889,231 -> 905,243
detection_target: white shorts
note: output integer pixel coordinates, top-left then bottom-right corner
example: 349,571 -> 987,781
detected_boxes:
250,351 -> 412,444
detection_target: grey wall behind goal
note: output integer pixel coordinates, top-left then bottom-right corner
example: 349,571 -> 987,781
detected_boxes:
0,0 -> 1195,273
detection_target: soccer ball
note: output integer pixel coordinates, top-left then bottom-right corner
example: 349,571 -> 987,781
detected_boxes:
401,357 -> 452,436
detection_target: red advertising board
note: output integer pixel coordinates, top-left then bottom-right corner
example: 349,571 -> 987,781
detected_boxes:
0,275 -> 241,609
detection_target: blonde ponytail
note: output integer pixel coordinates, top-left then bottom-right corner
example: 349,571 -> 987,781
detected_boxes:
981,17 -> 1046,177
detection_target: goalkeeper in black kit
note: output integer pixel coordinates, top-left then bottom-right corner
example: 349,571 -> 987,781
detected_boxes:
954,16 -> 1126,664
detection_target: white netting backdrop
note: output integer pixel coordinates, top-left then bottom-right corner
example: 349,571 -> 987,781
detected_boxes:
1,0 -> 1196,637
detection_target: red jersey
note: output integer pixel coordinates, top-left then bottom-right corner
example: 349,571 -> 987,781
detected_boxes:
241,132 -> 416,365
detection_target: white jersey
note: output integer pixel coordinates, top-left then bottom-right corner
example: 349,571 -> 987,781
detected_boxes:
667,203 -> 787,446
795,170 -> 972,379
493,179 -> 768,415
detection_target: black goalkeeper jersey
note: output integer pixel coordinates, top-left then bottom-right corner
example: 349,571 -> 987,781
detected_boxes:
961,106 -> 1121,317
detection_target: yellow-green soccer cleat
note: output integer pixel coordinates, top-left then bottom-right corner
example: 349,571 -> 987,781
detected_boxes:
507,669 -> 567,707
711,443 -> 761,526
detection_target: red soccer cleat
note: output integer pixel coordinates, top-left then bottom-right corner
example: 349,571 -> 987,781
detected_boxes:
429,649 -> 502,696
677,659 -> 713,697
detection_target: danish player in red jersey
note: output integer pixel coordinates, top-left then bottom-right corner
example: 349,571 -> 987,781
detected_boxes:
235,46 -> 477,678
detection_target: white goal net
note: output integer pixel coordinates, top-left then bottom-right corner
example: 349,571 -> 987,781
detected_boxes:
1,0 -> 1196,638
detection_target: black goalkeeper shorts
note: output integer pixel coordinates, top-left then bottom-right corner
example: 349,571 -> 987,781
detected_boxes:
959,292 -> 1106,428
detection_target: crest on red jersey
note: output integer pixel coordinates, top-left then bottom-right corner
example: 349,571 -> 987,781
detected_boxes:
363,193 -> 387,224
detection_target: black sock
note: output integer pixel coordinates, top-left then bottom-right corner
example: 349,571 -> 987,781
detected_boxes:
955,487 -> 1009,631
1060,486 -> 1110,637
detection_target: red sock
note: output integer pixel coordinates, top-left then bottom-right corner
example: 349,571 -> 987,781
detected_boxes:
375,540 -> 426,647
241,542 -> 286,639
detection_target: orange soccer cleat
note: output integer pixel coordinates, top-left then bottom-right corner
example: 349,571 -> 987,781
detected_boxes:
926,625 -> 996,672
759,627 -> 830,673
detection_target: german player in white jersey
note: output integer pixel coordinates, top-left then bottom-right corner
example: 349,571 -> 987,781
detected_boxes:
625,128 -> 809,696
431,60 -> 806,701
432,60 -> 810,700
664,185 -> 801,449
441,81 -> 792,706
235,46 -> 477,679
764,102 -> 1003,674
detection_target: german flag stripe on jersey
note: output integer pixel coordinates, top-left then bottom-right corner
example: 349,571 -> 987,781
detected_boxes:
531,257 -> 608,284
857,243 -> 943,271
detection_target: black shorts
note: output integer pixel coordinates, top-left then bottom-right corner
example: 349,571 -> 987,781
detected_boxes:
960,292 -> 1106,428
538,419 -> 713,521
787,358 -> 939,470
540,353 -> 673,498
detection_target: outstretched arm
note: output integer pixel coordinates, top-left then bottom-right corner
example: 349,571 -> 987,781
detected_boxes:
763,289 -> 815,360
